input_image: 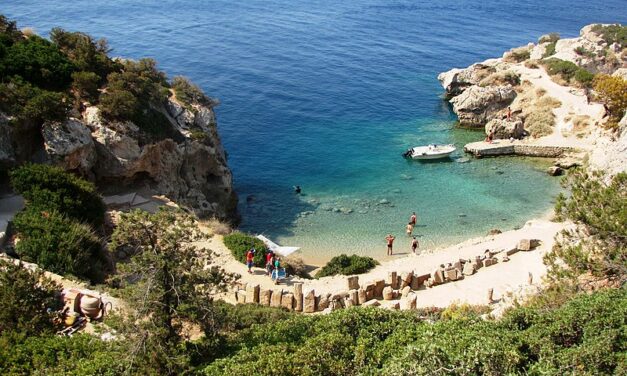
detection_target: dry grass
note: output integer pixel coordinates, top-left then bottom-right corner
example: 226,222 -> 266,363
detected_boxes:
479,70 -> 521,87
199,218 -> 232,236
524,59 -> 540,69
503,46 -> 531,63
513,82 -> 561,138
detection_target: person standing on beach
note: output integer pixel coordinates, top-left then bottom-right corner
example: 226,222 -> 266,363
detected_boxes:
411,236 -> 419,254
386,234 -> 396,255
506,106 -> 512,121
265,251 -> 274,276
409,212 -> 417,226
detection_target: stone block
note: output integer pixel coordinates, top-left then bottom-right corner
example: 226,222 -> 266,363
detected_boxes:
400,293 -> 417,310
401,286 -> 411,297
344,296 -> 354,308
246,283 -> 260,304
518,239 -> 531,251
294,283 -> 303,311
303,289 -> 316,313
462,262 -> 475,276
362,299 -> 380,307
349,289 -> 359,306
383,286 -> 394,300
318,294 -> 330,310
364,283 -> 375,300
374,279 -> 386,298
332,291 -> 349,300
506,247 -> 519,256
432,268 -> 445,284
347,276 -> 359,290
388,271 -> 398,289
270,289 -> 283,307
260,289 -> 272,306
358,289 -> 367,305
400,271 -> 413,288
445,268 -> 460,281
236,290 -> 247,304
281,293 -> 294,310
484,258 -> 498,267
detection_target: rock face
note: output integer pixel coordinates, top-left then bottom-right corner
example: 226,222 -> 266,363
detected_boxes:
449,86 -> 516,128
485,118 -> 525,139
0,93 -> 237,221
42,119 -> 97,177
438,63 -> 496,98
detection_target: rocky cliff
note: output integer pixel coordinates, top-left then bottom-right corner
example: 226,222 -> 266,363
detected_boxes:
1,96 -> 238,221
438,24 -> 626,136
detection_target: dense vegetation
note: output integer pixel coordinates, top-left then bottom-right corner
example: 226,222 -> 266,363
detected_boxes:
223,232 -> 268,267
541,58 -> 595,87
9,164 -> 108,282
593,74 -> 627,129
591,24 -> 627,48
315,253 -> 379,278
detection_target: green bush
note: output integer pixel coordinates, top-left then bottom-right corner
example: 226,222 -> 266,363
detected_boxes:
214,301 -> 294,332
591,24 -> 627,48
20,90 -> 69,122
223,232 -> 268,267
542,58 -> 595,87
0,259 -> 61,336
172,75 -> 213,106
71,70 -> 100,102
1,35 -> 74,90
98,87 -> 138,119
538,32 -> 560,44
315,253 -> 378,278
10,163 -> 105,227
12,208 -> 107,282
542,41 -> 557,58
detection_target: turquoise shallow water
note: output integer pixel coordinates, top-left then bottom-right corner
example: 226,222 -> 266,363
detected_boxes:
5,0 -> 625,263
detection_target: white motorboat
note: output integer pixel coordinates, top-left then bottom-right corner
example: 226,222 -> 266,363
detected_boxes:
403,144 -> 456,160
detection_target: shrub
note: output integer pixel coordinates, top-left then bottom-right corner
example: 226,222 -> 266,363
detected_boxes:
574,68 -> 595,87
20,90 -> 69,122
1,34 -> 74,90
99,87 -> 138,119
0,259 -> 61,335
315,254 -> 378,278
593,74 -> 627,128
541,58 -> 595,87
504,48 -> 530,63
574,46 -> 595,58
591,24 -> 627,48
223,232 -> 268,267
12,208 -> 107,282
50,27 -> 118,80
71,70 -> 100,102
538,32 -> 560,44
542,41 -> 557,58
479,70 -> 520,87
214,301 -> 294,332
10,163 -> 106,227
172,75 -> 213,106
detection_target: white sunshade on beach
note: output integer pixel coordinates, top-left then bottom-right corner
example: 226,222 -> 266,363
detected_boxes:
256,234 -> 300,257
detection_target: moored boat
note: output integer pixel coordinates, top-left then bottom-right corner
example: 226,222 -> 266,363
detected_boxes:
403,144 -> 456,160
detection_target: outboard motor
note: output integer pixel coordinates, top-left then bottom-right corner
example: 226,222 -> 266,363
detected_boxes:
402,149 -> 413,158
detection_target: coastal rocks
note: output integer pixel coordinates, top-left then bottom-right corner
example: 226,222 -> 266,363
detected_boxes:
449,85 -> 516,128
485,118 -> 525,139
547,166 -> 564,176
438,63 -> 497,98
42,118 -> 97,176
84,103 -> 237,220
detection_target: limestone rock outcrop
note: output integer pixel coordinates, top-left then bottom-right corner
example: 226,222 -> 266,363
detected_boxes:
437,63 -> 497,98
449,86 -> 516,128
485,118 -> 525,139
42,119 -> 97,176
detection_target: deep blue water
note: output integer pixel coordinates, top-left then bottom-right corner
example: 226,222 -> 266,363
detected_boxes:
5,1 -> 625,262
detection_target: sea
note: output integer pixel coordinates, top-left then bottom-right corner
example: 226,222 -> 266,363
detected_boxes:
5,0 -> 626,264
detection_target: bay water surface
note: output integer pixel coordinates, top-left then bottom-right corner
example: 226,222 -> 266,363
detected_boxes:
5,0 -> 626,263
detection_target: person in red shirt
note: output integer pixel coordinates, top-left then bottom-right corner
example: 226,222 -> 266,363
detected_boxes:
246,248 -> 256,274
265,251 -> 274,276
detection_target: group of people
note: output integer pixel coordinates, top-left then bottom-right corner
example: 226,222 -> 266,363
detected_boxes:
246,247 -> 282,278
385,212 -> 419,256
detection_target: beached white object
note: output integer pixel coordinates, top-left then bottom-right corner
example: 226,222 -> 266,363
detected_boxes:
404,144 -> 456,160
256,235 -> 300,256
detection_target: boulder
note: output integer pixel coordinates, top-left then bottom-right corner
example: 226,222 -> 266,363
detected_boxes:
518,239 -> 532,251
382,286 -> 394,300
548,166 -> 563,176
42,118 -> 97,176
438,63 -> 497,98
485,118 -> 525,139
245,283 -> 260,304
347,276 -> 359,290
260,289 -> 272,306
281,293 -> 294,310
318,294 -> 330,310
445,268 -> 460,282
400,293 -> 417,310
270,289 -> 283,307
401,286 -> 411,297
364,283 -> 375,300
449,85 -> 516,128
303,290 -> 316,313
410,275 -> 421,290
293,283 -> 303,311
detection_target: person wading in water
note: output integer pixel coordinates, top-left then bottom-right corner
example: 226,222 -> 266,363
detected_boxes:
386,234 -> 396,256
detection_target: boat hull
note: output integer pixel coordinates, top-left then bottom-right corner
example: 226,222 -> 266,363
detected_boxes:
406,144 -> 456,160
